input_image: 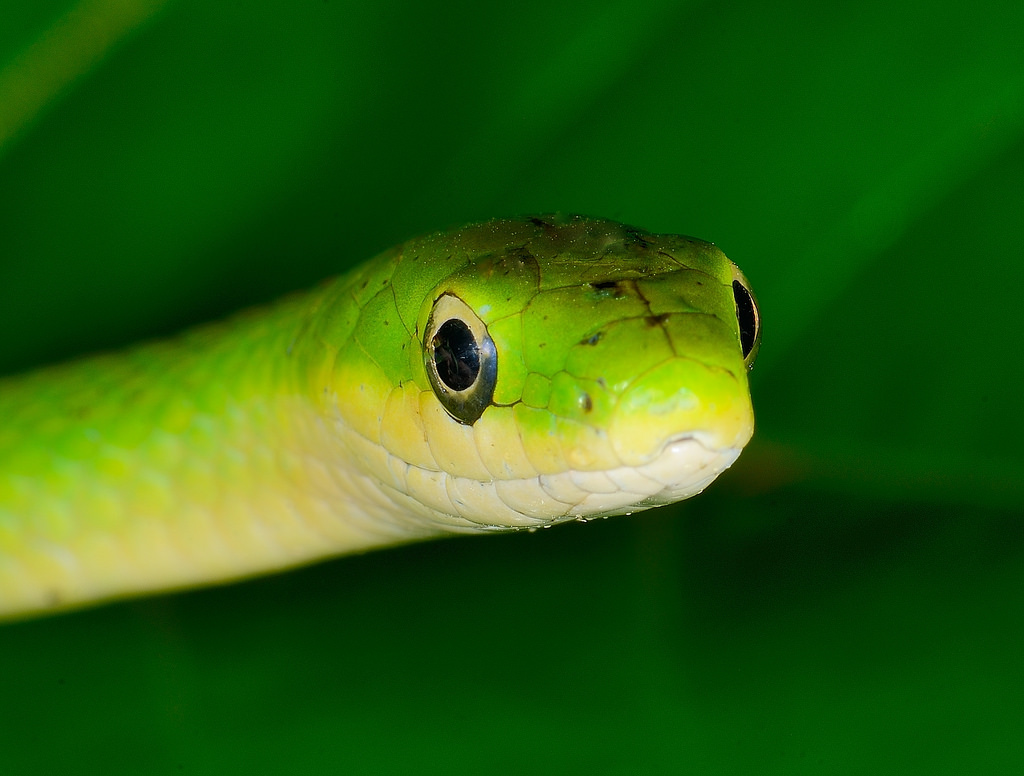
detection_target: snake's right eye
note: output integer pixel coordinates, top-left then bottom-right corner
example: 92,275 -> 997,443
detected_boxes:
730,267 -> 761,369
424,294 -> 497,425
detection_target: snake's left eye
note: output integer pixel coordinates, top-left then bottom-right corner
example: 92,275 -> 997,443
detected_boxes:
424,293 -> 497,424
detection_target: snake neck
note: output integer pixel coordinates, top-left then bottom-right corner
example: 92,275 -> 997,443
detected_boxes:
0,286 -> 424,618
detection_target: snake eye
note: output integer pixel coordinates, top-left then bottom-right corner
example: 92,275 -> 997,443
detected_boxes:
731,269 -> 761,369
424,293 -> 497,424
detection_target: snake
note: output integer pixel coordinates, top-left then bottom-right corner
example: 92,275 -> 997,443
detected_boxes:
0,215 -> 760,620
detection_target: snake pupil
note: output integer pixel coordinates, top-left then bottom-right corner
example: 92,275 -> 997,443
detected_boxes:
433,319 -> 479,391
732,280 -> 758,359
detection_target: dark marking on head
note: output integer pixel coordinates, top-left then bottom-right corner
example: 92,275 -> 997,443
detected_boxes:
507,244 -> 537,264
645,314 -> 669,327
589,280 -> 627,300
580,393 -> 593,413
622,225 -> 652,249
580,331 -> 603,346
473,245 -> 541,287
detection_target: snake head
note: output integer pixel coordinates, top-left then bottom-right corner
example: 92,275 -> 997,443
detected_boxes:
327,215 -> 759,533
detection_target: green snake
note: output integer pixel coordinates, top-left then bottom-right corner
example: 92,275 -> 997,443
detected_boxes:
0,215 -> 760,620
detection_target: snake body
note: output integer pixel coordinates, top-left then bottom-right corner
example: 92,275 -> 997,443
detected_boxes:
0,215 -> 760,619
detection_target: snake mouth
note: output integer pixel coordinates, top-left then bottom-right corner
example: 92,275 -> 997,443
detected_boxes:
343,408 -> 748,535
436,432 -> 747,532
476,432 -> 743,529
565,432 -> 743,519
629,433 -> 743,506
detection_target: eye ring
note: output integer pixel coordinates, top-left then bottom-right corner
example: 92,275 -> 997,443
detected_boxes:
730,266 -> 761,369
423,293 -> 497,424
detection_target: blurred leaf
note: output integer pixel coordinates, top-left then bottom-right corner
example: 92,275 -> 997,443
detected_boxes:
0,0 -> 171,155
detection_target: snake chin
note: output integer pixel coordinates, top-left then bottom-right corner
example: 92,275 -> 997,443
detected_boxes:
572,434 -> 743,520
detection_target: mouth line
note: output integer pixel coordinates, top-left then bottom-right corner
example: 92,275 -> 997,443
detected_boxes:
529,434 -> 741,525
395,431 -> 744,534
621,433 -> 740,504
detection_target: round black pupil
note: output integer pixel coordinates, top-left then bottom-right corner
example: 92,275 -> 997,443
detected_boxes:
732,280 -> 757,358
433,319 -> 479,391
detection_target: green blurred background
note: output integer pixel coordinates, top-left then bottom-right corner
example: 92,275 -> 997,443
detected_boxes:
1,0 -> 1023,773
